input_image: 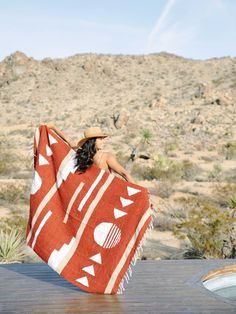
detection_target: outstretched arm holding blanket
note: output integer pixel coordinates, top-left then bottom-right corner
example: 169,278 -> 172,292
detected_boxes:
43,123 -> 136,184
42,123 -> 76,148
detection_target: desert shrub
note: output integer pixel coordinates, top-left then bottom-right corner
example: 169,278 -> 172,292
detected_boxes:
180,159 -> 200,180
150,180 -> 174,198
131,163 -> 150,180
153,212 -> 175,231
0,154 -> 11,175
208,163 -> 223,182
0,137 -> 27,175
19,153 -> 34,171
8,128 -> 32,137
0,134 -> 11,148
131,156 -> 199,181
11,171 -> 32,180
140,128 -> 153,144
0,209 -> 28,234
131,156 -> 176,180
223,168 -> 236,183
0,184 -> 29,203
164,141 -> 179,155
182,247 -> 204,259
200,155 -> 215,162
154,196 -> 195,231
9,153 -> 33,178
170,123 -> 185,136
172,201 -> 236,259
0,151 -> 16,175
221,141 -> 236,160
228,195 -> 236,209
213,183 -> 236,207
154,208 -> 188,232
0,208 -> 28,263
0,229 -> 27,263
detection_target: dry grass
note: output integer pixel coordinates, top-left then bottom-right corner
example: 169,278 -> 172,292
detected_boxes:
207,163 -> 223,182
221,141 -> 236,160
0,184 -> 29,203
131,156 -> 200,182
213,182 -> 236,207
150,180 -> 174,198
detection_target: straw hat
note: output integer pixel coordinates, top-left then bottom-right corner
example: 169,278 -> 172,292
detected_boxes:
75,126 -> 109,148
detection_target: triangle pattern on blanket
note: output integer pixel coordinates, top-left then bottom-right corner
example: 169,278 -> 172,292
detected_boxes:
31,170 -> 42,195
114,208 -> 127,219
76,276 -> 89,287
39,154 -> 49,166
120,197 -> 134,207
26,125 -> 152,295
46,144 -> 53,156
127,186 -> 141,196
82,265 -> 95,276
49,134 -> 58,145
89,253 -> 102,264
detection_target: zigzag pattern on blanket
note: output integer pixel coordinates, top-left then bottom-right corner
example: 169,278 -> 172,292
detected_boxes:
26,124 -> 154,294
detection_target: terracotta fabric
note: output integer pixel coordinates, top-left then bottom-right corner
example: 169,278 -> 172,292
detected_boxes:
26,125 -> 154,294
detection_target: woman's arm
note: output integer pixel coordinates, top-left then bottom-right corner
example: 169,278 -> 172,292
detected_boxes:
43,123 -> 75,148
106,152 -> 155,208
106,152 -> 136,184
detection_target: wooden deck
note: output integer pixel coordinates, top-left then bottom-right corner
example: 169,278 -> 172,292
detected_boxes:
0,259 -> 236,313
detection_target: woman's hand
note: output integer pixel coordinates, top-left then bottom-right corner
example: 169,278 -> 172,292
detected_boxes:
41,122 -> 55,129
41,123 -> 77,150
43,124 -> 75,148
70,143 -> 78,150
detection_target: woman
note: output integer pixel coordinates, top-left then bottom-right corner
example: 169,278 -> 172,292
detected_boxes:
45,123 -> 136,184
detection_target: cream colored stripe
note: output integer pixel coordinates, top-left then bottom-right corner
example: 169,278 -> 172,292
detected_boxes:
104,206 -> 152,294
27,150 -> 75,244
78,169 -> 105,211
31,210 -> 52,249
27,184 -> 57,244
56,173 -> 114,274
35,127 -> 40,150
63,182 -> 85,223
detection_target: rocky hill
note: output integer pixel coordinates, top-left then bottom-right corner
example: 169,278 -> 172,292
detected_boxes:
1,51 -> 236,261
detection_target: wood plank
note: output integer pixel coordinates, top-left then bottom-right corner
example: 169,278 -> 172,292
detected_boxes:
0,260 -> 236,313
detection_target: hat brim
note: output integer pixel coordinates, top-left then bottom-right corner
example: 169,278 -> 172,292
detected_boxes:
75,134 -> 108,149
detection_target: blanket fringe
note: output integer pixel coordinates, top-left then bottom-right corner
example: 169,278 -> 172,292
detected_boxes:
116,211 -> 155,294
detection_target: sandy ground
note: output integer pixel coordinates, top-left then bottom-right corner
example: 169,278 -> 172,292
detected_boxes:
0,51 -> 235,260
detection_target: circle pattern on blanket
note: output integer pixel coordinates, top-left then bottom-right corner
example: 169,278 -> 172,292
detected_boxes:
94,222 -> 121,248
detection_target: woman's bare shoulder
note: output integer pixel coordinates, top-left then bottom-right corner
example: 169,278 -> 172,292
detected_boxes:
103,151 -> 115,159
94,150 -> 113,162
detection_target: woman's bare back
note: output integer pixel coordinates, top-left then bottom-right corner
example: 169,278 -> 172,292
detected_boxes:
45,123 -> 135,183
93,151 -> 135,184
93,151 -> 111,172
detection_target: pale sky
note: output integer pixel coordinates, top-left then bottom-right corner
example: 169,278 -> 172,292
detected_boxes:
1,0 -> 236,61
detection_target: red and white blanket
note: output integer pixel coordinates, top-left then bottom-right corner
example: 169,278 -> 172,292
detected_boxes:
26,125 -> 155,294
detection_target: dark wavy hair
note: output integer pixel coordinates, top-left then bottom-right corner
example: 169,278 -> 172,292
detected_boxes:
74,138 -> 97,173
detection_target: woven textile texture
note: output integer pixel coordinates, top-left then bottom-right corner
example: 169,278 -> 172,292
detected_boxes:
26,124 -> 154,294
